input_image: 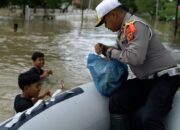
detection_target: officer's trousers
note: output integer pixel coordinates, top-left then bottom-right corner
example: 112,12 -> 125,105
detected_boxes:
109,74 -> 180,130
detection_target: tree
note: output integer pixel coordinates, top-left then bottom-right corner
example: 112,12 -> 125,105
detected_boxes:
120,0 -> 137,13
29,0 -> 43,13
10,0 -> 31,17
44,0 -> 60,8
135,0 -> 156,18
159,0 -> 177,20
0,0 -> 9,7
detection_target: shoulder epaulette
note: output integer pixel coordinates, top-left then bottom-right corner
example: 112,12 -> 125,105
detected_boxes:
125,19 -> 136,33
125,19 -> 136,26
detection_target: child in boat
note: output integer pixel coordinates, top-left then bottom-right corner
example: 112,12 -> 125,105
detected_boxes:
14,71 -> 51,113
29,51 -> 52,79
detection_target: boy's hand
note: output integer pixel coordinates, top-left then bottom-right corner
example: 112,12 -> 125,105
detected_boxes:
39,90 -> 51,99
95,43 -> 108,56
41,70 -> 50,78
31,90 -> 51,104
42,90 -> 51,98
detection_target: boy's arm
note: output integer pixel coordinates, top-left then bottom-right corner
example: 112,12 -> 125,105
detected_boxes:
31,90 -> 51,104
39,90 -> 51,99
40,70 -> 53,79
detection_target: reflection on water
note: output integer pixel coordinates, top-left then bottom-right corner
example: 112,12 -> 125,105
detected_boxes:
0,18 -> 179,122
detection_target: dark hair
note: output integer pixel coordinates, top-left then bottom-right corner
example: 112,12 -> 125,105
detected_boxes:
18,71 -> 40,90
31,51 -> 44,61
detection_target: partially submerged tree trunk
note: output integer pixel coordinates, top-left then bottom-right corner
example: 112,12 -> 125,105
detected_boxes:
81,0 -> 84,26
23,4 -> 25,17
174,0 -> 179,36
33,7 -> 37,13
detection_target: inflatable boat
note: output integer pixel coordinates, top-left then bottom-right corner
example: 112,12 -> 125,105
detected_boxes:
0,82 -> 179,130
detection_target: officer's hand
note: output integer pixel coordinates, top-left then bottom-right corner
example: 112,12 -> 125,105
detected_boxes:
95,43 -> 108,56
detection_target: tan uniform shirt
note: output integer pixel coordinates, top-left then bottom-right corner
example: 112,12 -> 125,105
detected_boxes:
110,13 -> 177,79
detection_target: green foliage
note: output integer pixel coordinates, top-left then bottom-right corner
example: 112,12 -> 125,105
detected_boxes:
135,0 -> 178,21
10,0 -> 30,6
1,0 -> 178,22
8,0 -> 71,8
159,1 -> 176,21
120,0 -> 137,12
43,0 -> 61,8
0,0 -> 9,7
29,0 -> 44,7
89,0 -> 102,9
135,0 -> 156,17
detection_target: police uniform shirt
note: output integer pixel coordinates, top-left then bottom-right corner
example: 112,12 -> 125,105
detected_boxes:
110,13 -> 177,79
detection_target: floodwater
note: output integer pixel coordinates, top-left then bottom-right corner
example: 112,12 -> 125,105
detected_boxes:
0,16 -> 179,122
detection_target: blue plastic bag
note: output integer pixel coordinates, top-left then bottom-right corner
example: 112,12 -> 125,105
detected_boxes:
87,53 -> 128,96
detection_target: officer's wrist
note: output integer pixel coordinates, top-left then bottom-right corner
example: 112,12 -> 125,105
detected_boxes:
106,48 -> 113,59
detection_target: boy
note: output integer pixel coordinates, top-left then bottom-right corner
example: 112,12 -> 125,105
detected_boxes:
29,51 -> 52,79
14,71 -> 51,113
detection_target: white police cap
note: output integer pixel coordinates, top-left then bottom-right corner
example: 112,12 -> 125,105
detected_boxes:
95,0 -> 122,27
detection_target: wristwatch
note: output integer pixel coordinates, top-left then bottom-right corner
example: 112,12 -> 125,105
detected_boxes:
106,48 -> 113,59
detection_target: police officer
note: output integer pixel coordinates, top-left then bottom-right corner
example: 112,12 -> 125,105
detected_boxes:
94,0 -> 180,130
